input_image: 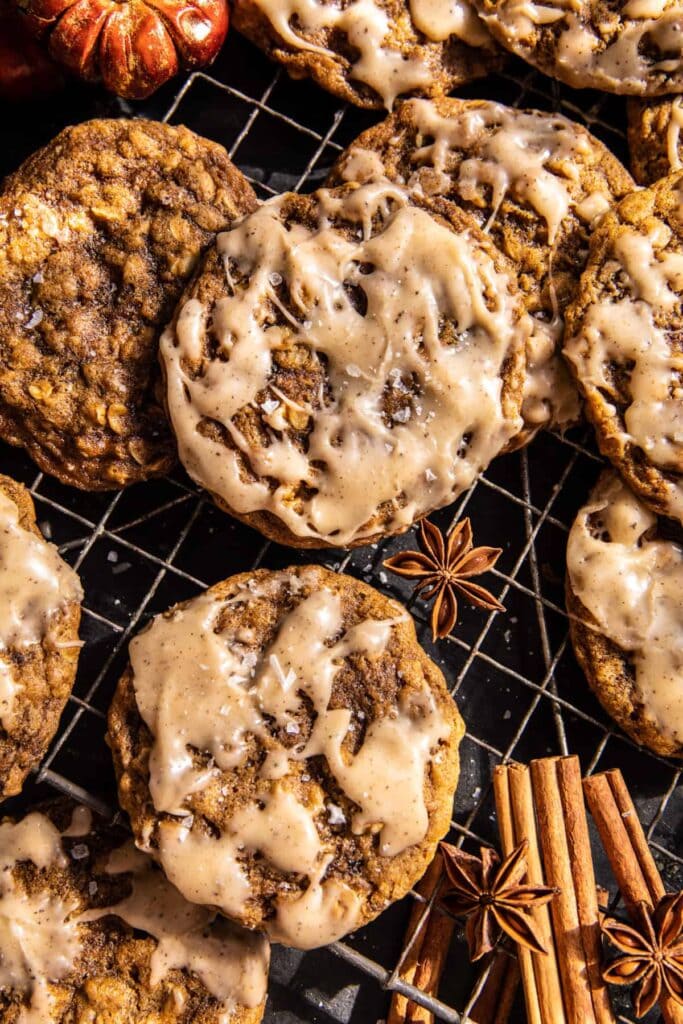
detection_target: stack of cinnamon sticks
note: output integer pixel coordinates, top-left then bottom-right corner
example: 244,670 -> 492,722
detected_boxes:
493,756 -> 614,1024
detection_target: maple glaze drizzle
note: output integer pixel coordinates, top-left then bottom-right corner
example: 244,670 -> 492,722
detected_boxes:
0,489 -> 83,732
161,181 -> 527,546
245,0 -> 491,108
336,99 -> 619,432
564,211 -> 683,523
0,814 -> 80,1023
479,0 -> 683,93
0,812 -> 269,1021
82,842 -> 269,1013
567,472 -> 683,745
129,568 -> 454,948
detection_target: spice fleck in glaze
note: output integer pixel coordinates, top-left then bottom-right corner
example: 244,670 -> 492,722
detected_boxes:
567,471 -> 683,758
109,566 -> 463,948
161,181 -> 528,548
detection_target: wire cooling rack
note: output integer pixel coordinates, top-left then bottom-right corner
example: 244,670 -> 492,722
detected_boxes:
3,33 -> 682,1024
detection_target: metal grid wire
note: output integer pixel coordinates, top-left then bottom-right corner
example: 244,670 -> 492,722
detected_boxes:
2,33 -> 682,1024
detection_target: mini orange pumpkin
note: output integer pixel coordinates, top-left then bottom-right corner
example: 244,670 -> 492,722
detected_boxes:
16,0 -> 228,99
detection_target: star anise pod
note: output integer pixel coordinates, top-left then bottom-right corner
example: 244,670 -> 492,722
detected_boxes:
439,840 -> 557,961
384,518 -> 504,640
601,894 -> 683,1017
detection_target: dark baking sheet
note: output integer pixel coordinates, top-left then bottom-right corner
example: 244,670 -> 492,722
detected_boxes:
2,34 -> 682,1024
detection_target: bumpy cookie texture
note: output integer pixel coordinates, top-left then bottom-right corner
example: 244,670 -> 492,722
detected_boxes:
0,801 -> 269,1023
329,98 -> 634,444
160,180 -> 528,549
0,473 -> 82,798
108,565 -> 464,949
472,0 -> 683,95
232,0 -> 501,109
0,118 -> 257,490
564,174 -> 683,525
628,96 -> 683,184
566,471 -> 683,759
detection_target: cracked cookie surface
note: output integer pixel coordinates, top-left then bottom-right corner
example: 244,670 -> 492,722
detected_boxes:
0,118 -> 257,490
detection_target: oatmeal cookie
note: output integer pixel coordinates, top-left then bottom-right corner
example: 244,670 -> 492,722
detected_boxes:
0,473 -> 82,797
108,565 -> 464,949
0,801 -> 269,1023
472,0 -> 683,95
628,96 -> 683,184
564,174 -> 683,525
232,0 -> 501,109
160,180 -> 529,549
0,118 -> 257,490
329,97 -> 634,444
566,471 -> 683,758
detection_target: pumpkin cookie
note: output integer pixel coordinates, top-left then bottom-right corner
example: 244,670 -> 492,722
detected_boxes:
628,96 -> 683,184
566,471 -> 683,759
160,180 -> 529,548
108,565 -> 464,949
564,174 -> 683,525
0,473 -> 82,797
472,0 -> 683,95
232,0 -> 501,110
329,97 -> 634,445
0,801 -> 269,1023
0,118 -> 257,490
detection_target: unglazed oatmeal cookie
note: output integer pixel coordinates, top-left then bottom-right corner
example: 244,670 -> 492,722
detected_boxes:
160,180 -> 529,548
566,471 -> 683,758
0,801 -> 269,1023
628,96 -> 683,184
0,118 -> 257,490
108,565 -> 464,949
329,98 -> 634,445
564,175 -> 683,525
231,0 -> 501,109
471,0 -> 683,95
0,473 -> 82,798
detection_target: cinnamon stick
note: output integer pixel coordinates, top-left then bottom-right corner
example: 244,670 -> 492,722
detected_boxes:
494,765 -> 543,1024
584,769 -> 682,1024
556,757 -> 614,1024
493,763 -> 565,1024
388,853 -> 453,1024
531,757 -> 599,1024
468,951 -> 520,1024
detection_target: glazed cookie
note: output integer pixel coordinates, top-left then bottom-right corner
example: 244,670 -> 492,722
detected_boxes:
0,802 -> 269,1023
564,174 -> 683,525
0,118 -> 257,490
566,471 -> 683,758
628,96 -> 683,184
232,0 -> 501,109
329,97 -> 635,443
0,473 -> 82,797
160,180 -> 529,548
108,565 -> 463,949
471,0 -> 683,95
